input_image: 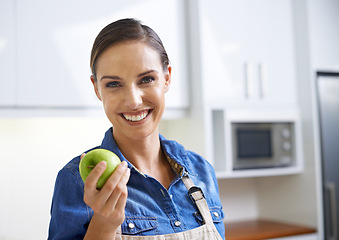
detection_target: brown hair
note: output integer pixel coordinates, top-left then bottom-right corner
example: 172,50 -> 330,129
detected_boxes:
90,18 -> 170,81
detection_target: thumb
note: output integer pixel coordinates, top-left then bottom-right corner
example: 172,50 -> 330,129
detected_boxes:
80,153 -> 86,160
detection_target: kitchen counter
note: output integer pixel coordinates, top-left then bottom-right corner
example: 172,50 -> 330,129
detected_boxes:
225,219 -> 317,240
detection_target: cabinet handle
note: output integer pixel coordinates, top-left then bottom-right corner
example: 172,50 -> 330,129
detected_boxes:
325,182 -> 338,240
258,63 -> 267,99
244,62 -> 254,99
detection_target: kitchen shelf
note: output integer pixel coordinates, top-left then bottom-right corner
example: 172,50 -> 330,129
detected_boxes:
225,219 -> 317,240
216,166 -> 303,179
207,107 -> 304,178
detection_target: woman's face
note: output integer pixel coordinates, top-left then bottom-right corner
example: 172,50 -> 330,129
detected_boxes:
91,41 -> 171,141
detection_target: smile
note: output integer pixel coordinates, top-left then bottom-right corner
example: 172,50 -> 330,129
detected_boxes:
122,109 -> 151,122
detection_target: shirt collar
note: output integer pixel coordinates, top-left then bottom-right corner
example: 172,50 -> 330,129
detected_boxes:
159,134 -> 194,176
99,128 -> 194,177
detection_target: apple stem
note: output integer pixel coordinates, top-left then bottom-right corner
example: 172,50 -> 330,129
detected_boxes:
87,165 -> 95,169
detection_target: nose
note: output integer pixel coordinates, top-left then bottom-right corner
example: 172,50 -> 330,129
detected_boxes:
124,85 -> 143,109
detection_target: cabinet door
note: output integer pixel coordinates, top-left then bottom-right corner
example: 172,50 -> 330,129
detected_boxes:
308,0 -> 339,70
199,0 -> 297,107
16,0 -> 188,109
16,0 -> 101,107
199,0 -> 251,103
248,0 -> 297,107
0,0 -> 16,107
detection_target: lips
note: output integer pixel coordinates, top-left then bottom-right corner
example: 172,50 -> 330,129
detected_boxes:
121,109 -> 151,122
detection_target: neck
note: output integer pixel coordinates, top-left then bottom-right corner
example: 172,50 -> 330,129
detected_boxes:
114,131 -> 162,172
113,130 -> 176,189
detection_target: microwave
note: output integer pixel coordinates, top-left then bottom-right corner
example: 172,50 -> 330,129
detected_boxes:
231,122 -> 296,170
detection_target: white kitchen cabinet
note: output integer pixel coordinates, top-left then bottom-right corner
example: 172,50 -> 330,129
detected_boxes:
190,0 -> 301,177
15,0 -> 100,108
198,0 -> 297,108
0,0 -> 16,107
308,0 -> 339,71
1,0 -> 189,117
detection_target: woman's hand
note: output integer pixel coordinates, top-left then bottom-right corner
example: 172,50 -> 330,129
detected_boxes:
82,153 -> 131,239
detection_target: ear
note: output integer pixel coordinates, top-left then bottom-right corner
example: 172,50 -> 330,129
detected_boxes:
91,75 -> 102,101
164,65 -> 172,93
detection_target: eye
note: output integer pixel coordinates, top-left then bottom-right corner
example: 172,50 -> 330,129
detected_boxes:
105,81 -> 120,88
140,76 -> 155,84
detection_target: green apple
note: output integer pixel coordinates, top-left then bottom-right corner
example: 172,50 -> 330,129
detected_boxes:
79,149 -> 121,189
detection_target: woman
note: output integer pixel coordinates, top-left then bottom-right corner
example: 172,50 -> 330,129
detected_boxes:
48,18 -> 225,240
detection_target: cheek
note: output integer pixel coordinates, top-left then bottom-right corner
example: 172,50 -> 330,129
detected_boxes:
148,87 -> 165,103
101,94 -> 118,113
153,81 -> 168,97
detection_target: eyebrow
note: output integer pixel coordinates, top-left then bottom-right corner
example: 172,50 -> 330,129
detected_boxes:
137,70 -> 158,77
99,75 -> 121,81
99,70 -> 158,81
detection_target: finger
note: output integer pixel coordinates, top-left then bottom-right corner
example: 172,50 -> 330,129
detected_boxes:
114,187 -> 128,215
80,153 -> 86,160
98,161 -> 128,199
110,184 -> 128,219
112,168 -> 130,209
109,167 -> 130,202
84,161 -> 107,190
120,166 -> 131,186
103,167 -> 130,214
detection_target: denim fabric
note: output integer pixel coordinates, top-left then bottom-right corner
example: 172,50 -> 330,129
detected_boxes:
48,128 -> 225,240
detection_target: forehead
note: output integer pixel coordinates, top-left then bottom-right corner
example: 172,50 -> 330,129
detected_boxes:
96,41 -> 162,73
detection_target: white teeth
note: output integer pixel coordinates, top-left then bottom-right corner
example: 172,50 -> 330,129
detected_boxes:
123,111 -> 148,122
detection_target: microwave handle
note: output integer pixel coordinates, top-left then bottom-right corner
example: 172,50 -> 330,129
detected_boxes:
325,182 -> 338,240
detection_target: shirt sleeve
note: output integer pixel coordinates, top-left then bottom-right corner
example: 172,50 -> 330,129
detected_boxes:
210,167 -> 226,240
48,163 -> 93,240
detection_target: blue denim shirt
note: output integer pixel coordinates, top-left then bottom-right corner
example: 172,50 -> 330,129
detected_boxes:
48,128 -> 225,239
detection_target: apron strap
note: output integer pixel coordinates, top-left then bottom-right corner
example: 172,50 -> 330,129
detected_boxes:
181,173 -> 214,225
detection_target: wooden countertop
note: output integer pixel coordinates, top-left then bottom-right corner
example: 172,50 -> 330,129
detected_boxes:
225,219 -> 317,240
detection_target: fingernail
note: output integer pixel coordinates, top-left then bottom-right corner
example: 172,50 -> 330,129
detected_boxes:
121,161 -> 128,168
97,161 -> 107,168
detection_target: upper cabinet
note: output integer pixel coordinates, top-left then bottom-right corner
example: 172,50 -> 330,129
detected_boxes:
0,0 -> 16,107
186,0 -> 301,177
16,0 -> 99,108
197,0 -> 297,108
0,0 -> 189,117
307,0 -> 339,71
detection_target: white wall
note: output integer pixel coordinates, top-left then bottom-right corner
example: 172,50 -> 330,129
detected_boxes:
218,178 -> 258,222
0,117 -> 111,240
